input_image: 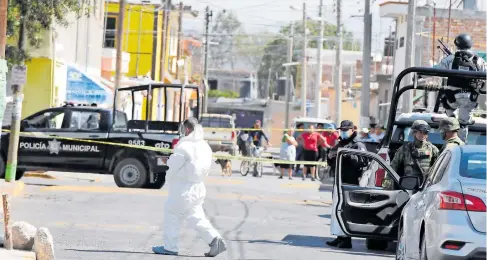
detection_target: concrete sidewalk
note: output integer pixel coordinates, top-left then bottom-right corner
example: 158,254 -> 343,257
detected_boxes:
0,180 -> 26,197
0,248 -> 35,259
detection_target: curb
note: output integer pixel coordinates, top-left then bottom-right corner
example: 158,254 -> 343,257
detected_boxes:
0,181 -> 25,197
23,172 -> 56,180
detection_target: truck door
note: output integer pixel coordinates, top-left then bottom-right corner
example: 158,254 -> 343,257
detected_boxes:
58,109 -> 108,170
19,108 -> 69,169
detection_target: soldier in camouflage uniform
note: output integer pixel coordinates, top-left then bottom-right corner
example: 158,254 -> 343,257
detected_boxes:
382,120 -> 439,189
439,117 -> 465,153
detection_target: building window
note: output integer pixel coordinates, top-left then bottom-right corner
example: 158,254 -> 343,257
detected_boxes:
400,37 -> 404,48
104,16 -> 117,48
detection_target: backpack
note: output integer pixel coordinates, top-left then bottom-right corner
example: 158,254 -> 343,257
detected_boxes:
447,50 -> 481,90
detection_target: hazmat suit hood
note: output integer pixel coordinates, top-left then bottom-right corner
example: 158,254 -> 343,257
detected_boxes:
166,124 -> 213,184
179,124 -> 205,143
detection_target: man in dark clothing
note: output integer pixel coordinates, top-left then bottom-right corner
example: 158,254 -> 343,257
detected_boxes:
248,120 -> 271,147
325,120 -> 367,249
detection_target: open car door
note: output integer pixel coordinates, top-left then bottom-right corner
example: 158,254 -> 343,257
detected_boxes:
334,148 -> 410,241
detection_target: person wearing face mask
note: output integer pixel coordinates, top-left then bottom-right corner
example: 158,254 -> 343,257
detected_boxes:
325,120 -> 367,249
152,118 -> 226,257
439,117 -> 464,154
382,120 -> 439,190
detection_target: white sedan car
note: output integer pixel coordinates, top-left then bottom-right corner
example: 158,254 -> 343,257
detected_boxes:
397,145 -> 486,260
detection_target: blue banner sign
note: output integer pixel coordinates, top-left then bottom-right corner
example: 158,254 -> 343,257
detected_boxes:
66,66 -> 111,105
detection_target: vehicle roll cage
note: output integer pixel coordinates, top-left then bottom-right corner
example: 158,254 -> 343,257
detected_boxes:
112,83 -> 200,133
382,67 -> 486,147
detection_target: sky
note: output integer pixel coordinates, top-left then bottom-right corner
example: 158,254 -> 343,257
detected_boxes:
179,0 -> 396,55
178,0 -> 485,56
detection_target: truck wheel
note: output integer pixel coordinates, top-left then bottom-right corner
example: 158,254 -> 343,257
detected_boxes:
15,170 -> 25,180
113,158 -> 148,188
145,173 -> 165,189
365,238 -> 388,251
0,158 -> 24,181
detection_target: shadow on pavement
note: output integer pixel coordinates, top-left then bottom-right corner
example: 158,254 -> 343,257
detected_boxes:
25,183 -> 58,187
233,235 -> 395,257
318,214 -> 331,219
64,249 -> 207,258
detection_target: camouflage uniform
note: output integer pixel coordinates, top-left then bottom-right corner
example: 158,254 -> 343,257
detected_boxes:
439,117 -> 465,153
382,120 -> 439,189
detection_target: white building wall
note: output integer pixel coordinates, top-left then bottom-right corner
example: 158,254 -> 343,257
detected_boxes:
54,0 -> 105,77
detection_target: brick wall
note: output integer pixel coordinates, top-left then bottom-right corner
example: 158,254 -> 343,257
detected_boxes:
420,17 -> 486,66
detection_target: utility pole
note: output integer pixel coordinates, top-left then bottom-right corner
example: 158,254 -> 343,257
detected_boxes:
113,0 -> 126,111
5,3 -> 28,183
314,0 -> 324,118
334,0 -> 343,124
265,66 -> 272,99
284,22 -> 295,129
0,0 -> 12,251
446,0 -> 452,44
203,6 -> 212,113
300,2 -> 307,117
0,0 -> 6,57
360,0 -> 372,128
160,0 -> 171,82
403,0 -> 416,113
175,2 -> 183,80
158,0 -> 171,120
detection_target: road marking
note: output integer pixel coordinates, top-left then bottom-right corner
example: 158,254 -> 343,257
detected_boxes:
52,222 -> 160,232
280,183 -> 321,189
205,177 -> 245,185
37,185 -> 331,206
39,186 -> 169,195
1,181 -> 25,197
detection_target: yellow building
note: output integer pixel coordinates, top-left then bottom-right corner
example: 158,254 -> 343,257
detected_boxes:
102,0 -> 199,121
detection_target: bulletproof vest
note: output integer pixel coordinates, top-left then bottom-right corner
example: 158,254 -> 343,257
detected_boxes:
447,50 -> 482,90
408,142 -> 433,175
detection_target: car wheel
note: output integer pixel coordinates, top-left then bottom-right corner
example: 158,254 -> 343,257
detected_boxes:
113,158 -> 148,188
396,224 -> 407,260
420,232 -> 428,260
144,173 -> 165,189
366,238 -> 388,251
240,161 -> 249,176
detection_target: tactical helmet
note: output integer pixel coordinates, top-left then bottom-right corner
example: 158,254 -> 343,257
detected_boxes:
411,120 -> 431,133
454,33 -> 473,50
439,117 -> 460,132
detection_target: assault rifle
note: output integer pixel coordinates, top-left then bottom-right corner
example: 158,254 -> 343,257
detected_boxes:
437,39 -> 452,56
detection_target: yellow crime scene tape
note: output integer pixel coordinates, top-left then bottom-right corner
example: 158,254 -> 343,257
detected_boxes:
201,127 -> 338,132
1,130 -> 328,166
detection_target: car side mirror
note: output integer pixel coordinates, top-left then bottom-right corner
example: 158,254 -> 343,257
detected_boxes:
399,175 -> 420,191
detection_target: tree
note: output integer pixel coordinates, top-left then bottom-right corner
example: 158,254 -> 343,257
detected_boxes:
208,89 -> 239,98
257,20 -> 360,98
6,0 -> 90,66
209,10 -> 243,70
234,33 -> 270,71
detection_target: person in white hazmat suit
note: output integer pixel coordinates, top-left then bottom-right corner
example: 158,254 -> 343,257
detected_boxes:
152,117 -> 227,257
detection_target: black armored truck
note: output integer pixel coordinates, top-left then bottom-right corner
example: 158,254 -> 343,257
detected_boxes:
0,83 -> 201,189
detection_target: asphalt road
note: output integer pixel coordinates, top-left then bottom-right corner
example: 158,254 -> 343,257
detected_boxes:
3,159 -> 394,260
